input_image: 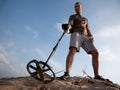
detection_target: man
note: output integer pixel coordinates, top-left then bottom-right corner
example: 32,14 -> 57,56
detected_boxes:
60,2 -> 109,81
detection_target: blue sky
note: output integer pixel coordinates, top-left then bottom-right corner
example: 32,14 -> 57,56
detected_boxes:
0,0 -> 120,84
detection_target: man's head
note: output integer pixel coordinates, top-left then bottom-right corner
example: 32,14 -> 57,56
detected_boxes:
74,2 -> 82,14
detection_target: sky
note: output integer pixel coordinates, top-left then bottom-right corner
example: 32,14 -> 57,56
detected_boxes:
0,0 -> 120,84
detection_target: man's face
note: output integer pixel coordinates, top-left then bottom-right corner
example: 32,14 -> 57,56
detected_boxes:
74,3 -> 82,13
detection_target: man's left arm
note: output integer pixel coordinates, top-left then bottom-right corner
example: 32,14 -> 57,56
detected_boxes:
86,24 -> 92,36
86,24 -> 94,40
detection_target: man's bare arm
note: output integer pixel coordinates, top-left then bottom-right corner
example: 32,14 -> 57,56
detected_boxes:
86,24 -> 93,36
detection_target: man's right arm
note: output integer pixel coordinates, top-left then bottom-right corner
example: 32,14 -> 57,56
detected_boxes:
67,15 -> 74,33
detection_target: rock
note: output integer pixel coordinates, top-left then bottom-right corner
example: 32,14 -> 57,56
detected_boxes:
0,76 -> 120,90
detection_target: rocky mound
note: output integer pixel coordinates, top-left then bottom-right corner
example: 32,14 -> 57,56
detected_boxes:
0,76 -> 120,90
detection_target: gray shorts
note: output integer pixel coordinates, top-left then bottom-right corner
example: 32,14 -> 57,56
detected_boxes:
70,32 -> 97,53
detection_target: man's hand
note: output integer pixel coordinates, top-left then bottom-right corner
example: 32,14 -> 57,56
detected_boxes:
65,29 -> 70,34
61,24 -> 71,34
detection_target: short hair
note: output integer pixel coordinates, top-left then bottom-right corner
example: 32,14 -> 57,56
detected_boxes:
75,2 -> 82,6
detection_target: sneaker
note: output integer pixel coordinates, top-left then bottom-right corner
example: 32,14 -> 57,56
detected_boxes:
94,75 -> 112,83
59,72 -> 70,80
94,75 -> 105,81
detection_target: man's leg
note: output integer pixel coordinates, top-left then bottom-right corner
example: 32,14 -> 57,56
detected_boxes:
90,50 -> 112,82
66,47 -> 77,74
89,50 -> 99,77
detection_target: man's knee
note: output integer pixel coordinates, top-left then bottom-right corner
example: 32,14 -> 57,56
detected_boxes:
89,50 -> 99,56
69,47 -> 77,54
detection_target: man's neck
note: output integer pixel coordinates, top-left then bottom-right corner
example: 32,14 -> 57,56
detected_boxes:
76,12 -> 82,16
76,11 -> 81,14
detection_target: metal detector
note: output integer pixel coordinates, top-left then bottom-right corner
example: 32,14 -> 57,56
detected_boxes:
26,24 -> 68,83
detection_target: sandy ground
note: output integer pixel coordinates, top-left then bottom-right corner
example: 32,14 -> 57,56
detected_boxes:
0,76 -> 120,90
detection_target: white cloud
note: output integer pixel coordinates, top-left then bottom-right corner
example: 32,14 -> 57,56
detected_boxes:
95,25 -> 120,62
0,53 -> 9,64
97,26 -> 120,38
35,48 -> 47,60
49,59 -> 63,69
94,25 -> 120,84
25,25 -> 39,38
32,31 -> 39,38
0,44 -> 9,64
55,23 -> 63,32
6,41 -> 15,47
26,26 -> 31,31
55,19 -> 68,32
0,43 -> 28,77
91,1 -> 120,83
99,48 -> 119,62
